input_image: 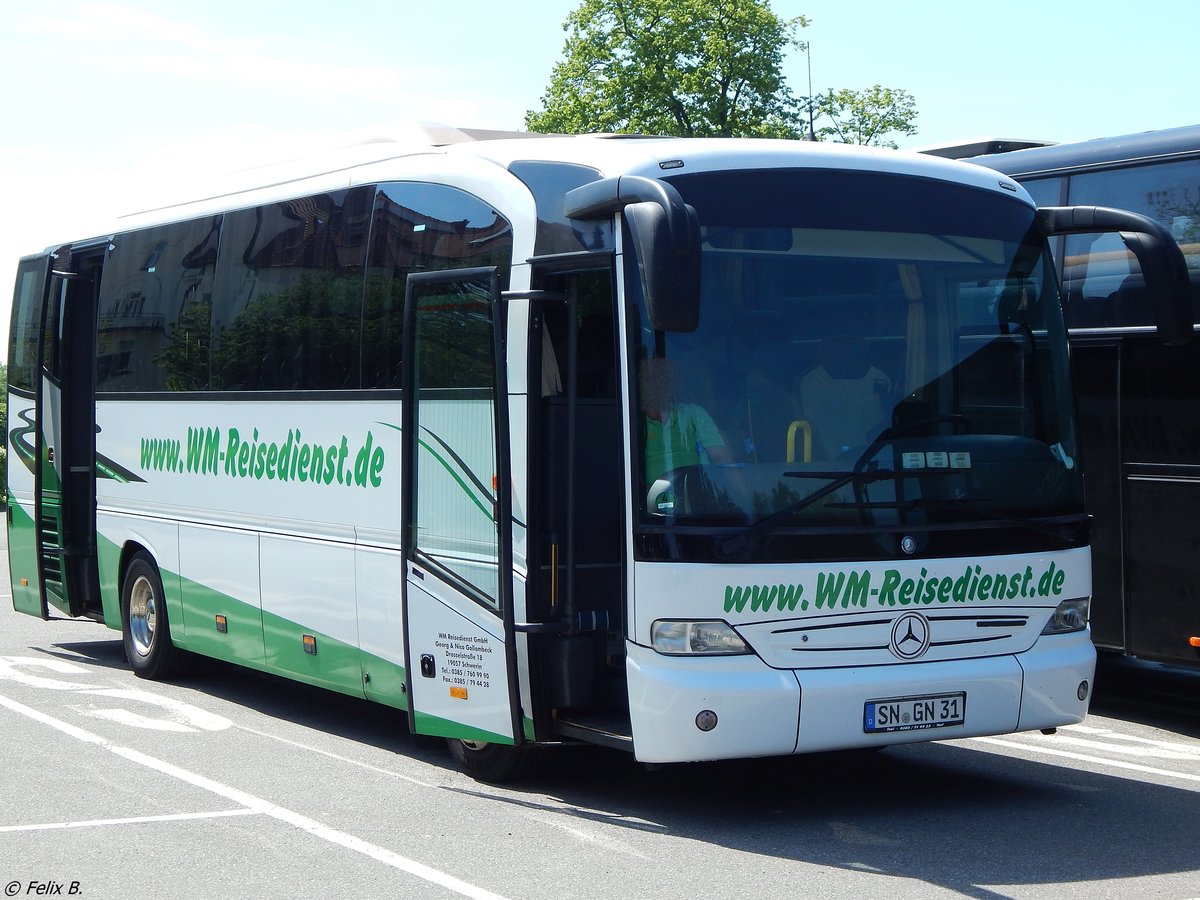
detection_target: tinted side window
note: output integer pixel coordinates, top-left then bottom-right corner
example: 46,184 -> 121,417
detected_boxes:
211,188 -> 371,391
363,183 -> 513,388
1021,176 -> 1065,209
508,161 -> 610,255
98,219 -> 220,391
1063,159 -> 1200,328
9,258 -> 45,392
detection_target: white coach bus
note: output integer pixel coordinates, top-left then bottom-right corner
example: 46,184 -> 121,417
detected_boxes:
8,126 -> 1189,780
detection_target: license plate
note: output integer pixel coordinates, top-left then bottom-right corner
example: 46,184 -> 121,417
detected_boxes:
864,692 -> 966,733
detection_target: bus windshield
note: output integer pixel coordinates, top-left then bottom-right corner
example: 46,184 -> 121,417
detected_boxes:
631,168 -> 1083,563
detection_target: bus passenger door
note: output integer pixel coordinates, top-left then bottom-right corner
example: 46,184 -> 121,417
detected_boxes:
33,246 -> 103,619
400,268 -> 520,745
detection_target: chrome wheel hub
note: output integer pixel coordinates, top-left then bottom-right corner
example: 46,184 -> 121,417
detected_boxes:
128,575 -> 157,657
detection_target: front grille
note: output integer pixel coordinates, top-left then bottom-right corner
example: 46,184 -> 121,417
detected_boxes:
738,608 -> 1039,669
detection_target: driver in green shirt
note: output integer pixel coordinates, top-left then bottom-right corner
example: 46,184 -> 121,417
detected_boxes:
639,357 -> 732,483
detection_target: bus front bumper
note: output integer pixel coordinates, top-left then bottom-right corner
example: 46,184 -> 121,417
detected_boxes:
625,630 -> 1095,764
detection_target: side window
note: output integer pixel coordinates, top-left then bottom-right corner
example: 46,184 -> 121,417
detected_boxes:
211,188 -> 371,391
540,270 -> 617,400
507,160 -> 611,256
9,258 -> 45,392
1063,160 -> 1200,328
407,272 -> 503,605
1022,176 -> 1065,210
98,219 -> 220,392
363,183 -> 513,388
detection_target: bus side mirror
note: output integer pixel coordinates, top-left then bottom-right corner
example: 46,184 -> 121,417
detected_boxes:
624,200 -> 701,332
1038,206 -> 1192,346
565,175 -> 701,333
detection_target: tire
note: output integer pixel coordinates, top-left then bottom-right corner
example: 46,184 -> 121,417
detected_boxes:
447,738 -> 532,783
121,551 -> 189,680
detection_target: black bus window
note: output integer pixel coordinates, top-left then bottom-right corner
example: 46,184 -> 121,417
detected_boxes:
99,218 -> 221,392
1065,161 -> 1200,328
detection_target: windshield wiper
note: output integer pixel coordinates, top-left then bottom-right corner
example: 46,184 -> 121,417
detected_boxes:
754,414 -> 972,532
714,466 -> 897,559
714,415 -> 976,559
907,497 -> 1084,544
833,496 -> 1085,545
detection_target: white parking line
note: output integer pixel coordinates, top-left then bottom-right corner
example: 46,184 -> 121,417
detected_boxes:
1037,733 -> 1200,762
1057,723 -> 1200,760
969,735 -> 1200,788
0,809 -> 259,833
232,722 -> 443,788
0,691 -> 510,900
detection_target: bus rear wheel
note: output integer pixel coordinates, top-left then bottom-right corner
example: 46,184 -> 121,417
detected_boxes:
121,552 -> 189,680
447,738 -> 530,783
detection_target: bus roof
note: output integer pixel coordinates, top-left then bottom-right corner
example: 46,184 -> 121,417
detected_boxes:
28,126 -> 1032,253
914,137 -> 1056,160
968,123 -> 1200,177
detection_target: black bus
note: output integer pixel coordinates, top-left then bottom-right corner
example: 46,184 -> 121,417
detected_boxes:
972,124 -> 1200,669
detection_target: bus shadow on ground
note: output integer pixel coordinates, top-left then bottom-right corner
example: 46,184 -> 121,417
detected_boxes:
486,741 -> 1200,898
1091,654 -> 1200,737
42,636 -> 449,766
40,636 -> 1200,897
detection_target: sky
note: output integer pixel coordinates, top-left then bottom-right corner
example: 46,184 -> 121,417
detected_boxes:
2,0 -> 1197,351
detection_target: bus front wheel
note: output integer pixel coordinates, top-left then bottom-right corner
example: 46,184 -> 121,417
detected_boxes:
447,738 -> 530,783
121,552 -> 190,680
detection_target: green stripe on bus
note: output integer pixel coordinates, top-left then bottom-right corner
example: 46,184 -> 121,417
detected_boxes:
7,499 -> 42,617
412,710 -> 515,746
376,421 -> 495,522
93,527 -> 411,710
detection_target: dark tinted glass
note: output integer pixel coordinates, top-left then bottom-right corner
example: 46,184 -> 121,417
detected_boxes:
508,161 -> 611,255
363,183 -> 512,388
1021,177 -> 1064,208
629,169 -> 1080,563
97,220 -> 220,391
9,258 -> 45,392
92,182 -> 512,394
211,188 -> 371,391
1063,159 -> 1200,328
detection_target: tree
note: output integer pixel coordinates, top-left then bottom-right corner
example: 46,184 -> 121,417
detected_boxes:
528,1 -> 920,147
526,0 -> 809,138
813,85 -> 918,149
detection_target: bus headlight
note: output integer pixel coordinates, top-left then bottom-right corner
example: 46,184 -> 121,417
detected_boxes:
1041,598 -> 1090,634
651,620 -> 751,655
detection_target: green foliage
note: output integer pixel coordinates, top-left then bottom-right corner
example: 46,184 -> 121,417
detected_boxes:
527,1 -> 920,147
159,273 -> 364,392
157,300 -> 213,392
813,85 -> 919,149
210,273 -> 362,391
413,286 -> 497,390
526,0 -> 809,138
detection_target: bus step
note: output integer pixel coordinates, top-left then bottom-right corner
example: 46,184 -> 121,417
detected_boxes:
553,711 -> 633,751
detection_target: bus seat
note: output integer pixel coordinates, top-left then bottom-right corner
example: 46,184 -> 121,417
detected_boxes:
689,360 -> 796,463
743,369 -> 797,462
795,336 -> 892,459
956,331 -> 1032,436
